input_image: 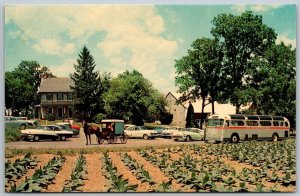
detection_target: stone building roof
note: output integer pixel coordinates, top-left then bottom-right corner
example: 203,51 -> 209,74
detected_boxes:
38,77 -> 74,93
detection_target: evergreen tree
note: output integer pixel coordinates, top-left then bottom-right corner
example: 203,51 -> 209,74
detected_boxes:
185,103 -> 198,128
70,46 -> 103,121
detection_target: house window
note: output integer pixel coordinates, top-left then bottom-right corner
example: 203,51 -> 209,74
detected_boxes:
67,93 -> 73,100
46,94 -> 53,100
57,93 -> 63,100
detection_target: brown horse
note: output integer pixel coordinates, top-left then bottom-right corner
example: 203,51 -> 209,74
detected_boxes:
83,121 -> 101,145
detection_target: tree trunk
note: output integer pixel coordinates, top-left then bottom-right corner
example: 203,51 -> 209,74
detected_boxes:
211,96 -> 215,114
235,104 -> 241,114
200,96 -> 206,129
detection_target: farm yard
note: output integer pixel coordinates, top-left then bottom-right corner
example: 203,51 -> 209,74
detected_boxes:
5,139 -> 296,192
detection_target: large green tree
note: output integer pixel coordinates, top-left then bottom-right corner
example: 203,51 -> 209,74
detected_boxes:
211,11 -> 277,113
70,46 -> 109,121
5,61 -> 55,116
104,70 -> 166,125
244,42 -> 296,128
175,38 -> 224,128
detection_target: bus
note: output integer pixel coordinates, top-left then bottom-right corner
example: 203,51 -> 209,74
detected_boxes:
205,114 -> 290,143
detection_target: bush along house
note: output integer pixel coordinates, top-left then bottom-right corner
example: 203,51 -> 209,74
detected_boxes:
35,75 -> 75,120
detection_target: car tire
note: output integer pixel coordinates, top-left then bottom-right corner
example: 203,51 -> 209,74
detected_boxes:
33,135 -> 39,142
143,134 -> 149,140
60,135 -> 66,141
20,124 -> 26,130
230,133 -> 240,143
272,133 -> 279,142
186,136 -> 192,142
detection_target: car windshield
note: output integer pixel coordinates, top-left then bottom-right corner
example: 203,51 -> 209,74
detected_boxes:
139,126 -> 147,130
207,119 -> 224,127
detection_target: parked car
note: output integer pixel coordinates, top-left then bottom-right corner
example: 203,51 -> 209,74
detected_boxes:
56,123 -> 80,136
5,116 -> 28,130
161,126 -> 185,138
172,128 -> 204,142
153,127 -> 166,135
21,125 -> 73,142
125,126 -> 160,139
124,124 -> 135,130
14,116 -> 39,127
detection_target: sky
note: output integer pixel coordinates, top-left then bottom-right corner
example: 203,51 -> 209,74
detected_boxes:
4,4 -> 296,94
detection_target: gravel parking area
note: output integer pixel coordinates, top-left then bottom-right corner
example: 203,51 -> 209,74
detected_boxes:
5,131 -> 204,149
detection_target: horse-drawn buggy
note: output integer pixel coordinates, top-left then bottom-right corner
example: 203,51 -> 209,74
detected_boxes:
97,119 -> 128,144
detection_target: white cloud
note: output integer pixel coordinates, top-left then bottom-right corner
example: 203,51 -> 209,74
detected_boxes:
48,59 -> 75,77
32,38 -> 76,55
5,5 -> 179,92
231,4 -> 283,13
276,34 -> 296,49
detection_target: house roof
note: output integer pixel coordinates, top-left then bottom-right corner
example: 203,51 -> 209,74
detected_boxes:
38,77 -> 74,93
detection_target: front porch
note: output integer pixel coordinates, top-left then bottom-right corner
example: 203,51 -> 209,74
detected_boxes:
35,104 -> 73,120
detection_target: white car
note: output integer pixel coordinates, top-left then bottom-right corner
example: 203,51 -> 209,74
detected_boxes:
21,125 -> 73,142
172,128 -> 204,142
125,126 -> 160,139
161,126 -> 185,138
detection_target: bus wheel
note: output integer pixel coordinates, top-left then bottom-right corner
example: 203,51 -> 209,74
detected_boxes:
231,134 -> 239,143
272,133 -> 279,142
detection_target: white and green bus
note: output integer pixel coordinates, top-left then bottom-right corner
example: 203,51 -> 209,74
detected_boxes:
205,114 -> 290,143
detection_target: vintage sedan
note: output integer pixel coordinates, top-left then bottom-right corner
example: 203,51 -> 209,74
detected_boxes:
124,126 -> 160,139
172,128 -> 204,142
5,116 -> 28,130
56,123 -> 80,136
21,125 -> 73,142
161,126 -> 185,138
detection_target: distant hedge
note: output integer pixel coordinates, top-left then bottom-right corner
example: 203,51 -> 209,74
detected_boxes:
5,125 -> 21,143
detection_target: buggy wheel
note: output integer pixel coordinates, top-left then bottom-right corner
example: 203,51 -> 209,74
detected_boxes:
108,133 -> 116,144
98,137 -> 105,144
120,133 -> 128,144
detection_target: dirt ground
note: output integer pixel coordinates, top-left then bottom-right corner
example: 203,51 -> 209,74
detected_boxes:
5,130 -> 204,149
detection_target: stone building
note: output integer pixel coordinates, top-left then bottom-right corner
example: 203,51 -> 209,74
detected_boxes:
165,92 -> 251,128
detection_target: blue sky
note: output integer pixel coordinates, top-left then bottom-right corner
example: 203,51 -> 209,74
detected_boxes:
4,4 -> 296,94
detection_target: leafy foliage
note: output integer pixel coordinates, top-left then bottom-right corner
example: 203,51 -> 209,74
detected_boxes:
102,152 -> 138,192
5,61 -> 55,115
70,46 -> 110,121
45,113 -> 56,121
185,103 -> 198,128
10,155 -> 65,192
104,70 -> 166,125
5,153 -> 38,188
5,124 -> 22,142
62,154 -> 87,192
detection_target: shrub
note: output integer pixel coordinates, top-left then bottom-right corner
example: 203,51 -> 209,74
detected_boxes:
45,113 -> 56,121
160,112 -> 173,125
5,124 -> 22,143
94,113 -> 107,124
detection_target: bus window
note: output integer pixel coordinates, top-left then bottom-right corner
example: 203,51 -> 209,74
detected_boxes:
285,122 -> 289,127
273,121 -> 279,126
230,120 -> 244,126
260,121 -> 272,126
207,119 -> 224,127
246,121 -> 258,126
280,122 -> 284,126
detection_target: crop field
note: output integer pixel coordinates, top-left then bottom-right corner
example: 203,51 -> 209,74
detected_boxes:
5,139 -> 296,192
